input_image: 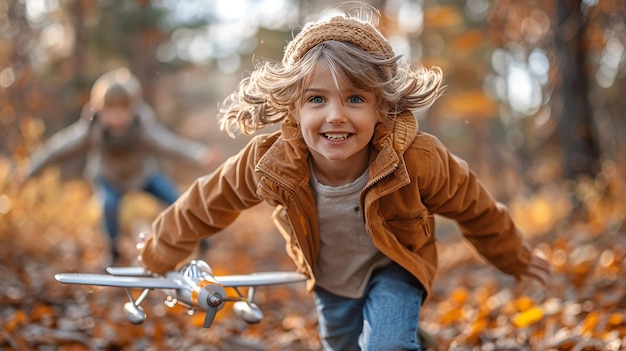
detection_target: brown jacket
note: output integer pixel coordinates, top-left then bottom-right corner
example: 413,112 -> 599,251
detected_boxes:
140,111 -> 531,296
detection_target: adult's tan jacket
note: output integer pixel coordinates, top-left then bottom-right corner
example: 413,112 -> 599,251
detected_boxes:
140,111 -> 531,297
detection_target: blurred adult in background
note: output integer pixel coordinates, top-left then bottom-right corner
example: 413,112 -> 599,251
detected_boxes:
22,68 -> 220,264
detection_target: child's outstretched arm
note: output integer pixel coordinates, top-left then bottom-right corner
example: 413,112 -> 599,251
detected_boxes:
414,134 -> 551,281
137,134 -> 269,275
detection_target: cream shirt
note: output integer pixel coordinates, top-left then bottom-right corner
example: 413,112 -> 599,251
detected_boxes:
311,167 -> 391,298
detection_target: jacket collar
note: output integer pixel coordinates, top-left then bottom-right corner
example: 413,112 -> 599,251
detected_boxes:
255,111 -> 418,189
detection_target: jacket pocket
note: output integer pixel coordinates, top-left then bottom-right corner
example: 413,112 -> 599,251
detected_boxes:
386,209 -> 434,252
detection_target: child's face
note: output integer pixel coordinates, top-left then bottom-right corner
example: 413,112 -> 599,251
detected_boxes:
296,62 -> 380,170
99,94 -> 134,134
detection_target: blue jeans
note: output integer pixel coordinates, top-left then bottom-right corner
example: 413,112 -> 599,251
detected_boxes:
97,173 -> 179,244
314,262 -> 425,351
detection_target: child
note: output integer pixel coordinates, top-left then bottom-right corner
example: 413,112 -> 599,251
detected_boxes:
25,69 -> 219,264
137,6 -> 551,350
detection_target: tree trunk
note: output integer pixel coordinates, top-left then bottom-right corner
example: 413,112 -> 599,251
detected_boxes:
554,0 -> 602,179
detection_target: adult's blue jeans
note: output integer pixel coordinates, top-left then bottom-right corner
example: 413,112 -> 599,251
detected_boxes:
314,262 -> 425,351
97,172 -> 179,243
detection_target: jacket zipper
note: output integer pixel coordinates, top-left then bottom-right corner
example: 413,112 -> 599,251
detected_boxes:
258,172 -> 315,276
360,161 -> 399,209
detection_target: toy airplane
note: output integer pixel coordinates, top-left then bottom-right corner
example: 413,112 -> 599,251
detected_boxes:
54,259 -> 307,328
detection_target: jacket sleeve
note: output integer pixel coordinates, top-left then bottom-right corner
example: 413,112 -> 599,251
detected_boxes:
139,135 -> 266,274
416,134 -> 531,278
143,119 -> 208,164
28,119 -> 90,178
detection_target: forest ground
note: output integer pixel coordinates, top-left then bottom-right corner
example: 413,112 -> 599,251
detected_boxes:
1,163 -> 626,350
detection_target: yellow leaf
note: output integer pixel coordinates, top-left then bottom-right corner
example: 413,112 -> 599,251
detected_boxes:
512,306 -> 543,328
580,311 -> 599,335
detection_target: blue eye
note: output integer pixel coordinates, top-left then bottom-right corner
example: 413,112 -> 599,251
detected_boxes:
348,96 -> 364,103
308,96 -> 324,103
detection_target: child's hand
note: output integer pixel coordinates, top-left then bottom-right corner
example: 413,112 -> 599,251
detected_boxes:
519,251 -> 552,286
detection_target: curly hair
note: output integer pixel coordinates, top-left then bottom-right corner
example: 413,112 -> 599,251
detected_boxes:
218,14 -> 444,137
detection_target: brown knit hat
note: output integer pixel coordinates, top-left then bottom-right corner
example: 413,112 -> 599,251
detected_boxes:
282,15 -> 395,68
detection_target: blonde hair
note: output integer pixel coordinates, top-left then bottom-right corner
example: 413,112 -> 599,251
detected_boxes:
218,11 -> 443,137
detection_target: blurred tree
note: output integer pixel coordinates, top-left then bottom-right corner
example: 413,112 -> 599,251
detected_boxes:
555,0 -> 601,179
84,0 -> 175,101
0,0 -> 57,157
3,0 -> 625,187
488,0 -> 625,182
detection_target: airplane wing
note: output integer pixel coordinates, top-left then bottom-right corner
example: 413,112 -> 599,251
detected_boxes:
105,267 -> 152,276
56,271 -> 307,289
54,273 -> 180,289
215,272 -> 307,287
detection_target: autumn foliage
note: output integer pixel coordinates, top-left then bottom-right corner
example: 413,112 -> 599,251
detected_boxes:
2,1 -> 626,350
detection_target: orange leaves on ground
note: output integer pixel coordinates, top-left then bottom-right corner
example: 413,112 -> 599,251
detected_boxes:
4,309 -> 28,334
423,214 -> 626,349
424,173 -> 626,349
579,311 -> 600,336
29,303 -> 55,325
3,151 -> 626,350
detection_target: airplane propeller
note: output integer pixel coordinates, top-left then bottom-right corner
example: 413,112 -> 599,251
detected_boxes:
202,289 -> 224,328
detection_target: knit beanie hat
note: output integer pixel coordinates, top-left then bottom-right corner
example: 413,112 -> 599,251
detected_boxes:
282,15 -> 396,70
